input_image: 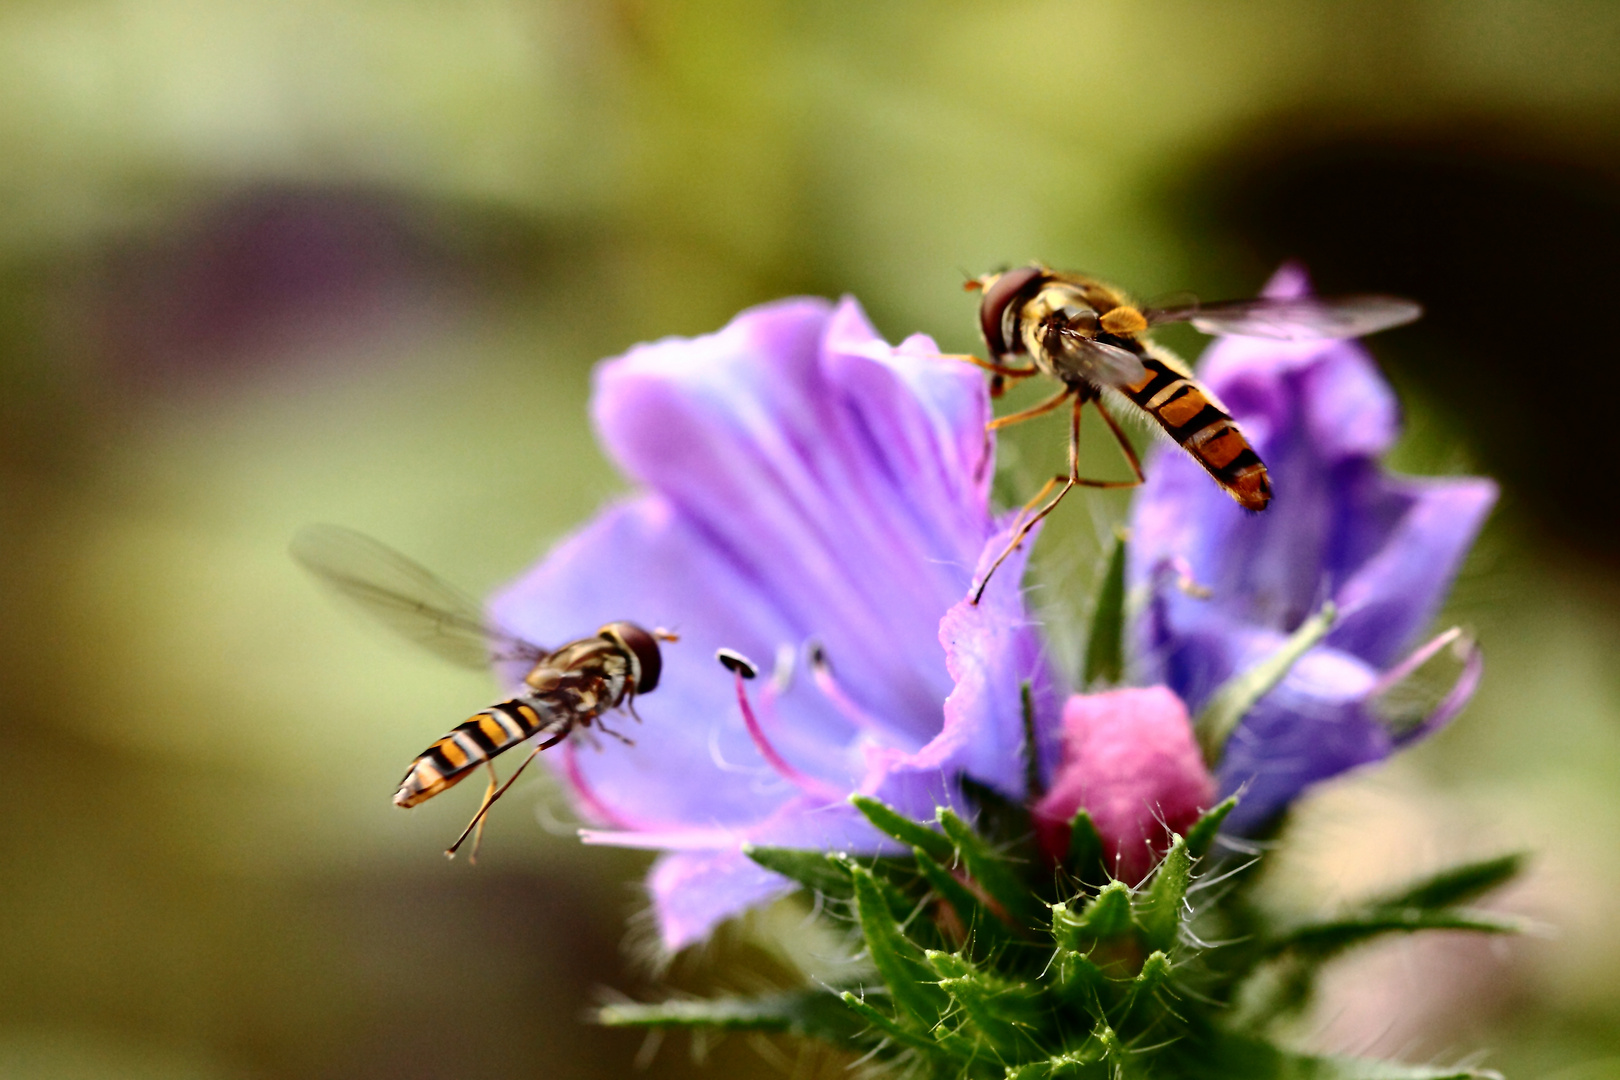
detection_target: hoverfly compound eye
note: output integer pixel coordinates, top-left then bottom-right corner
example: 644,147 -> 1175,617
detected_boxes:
604,622 -> 663,693
978,265 -> 1043,359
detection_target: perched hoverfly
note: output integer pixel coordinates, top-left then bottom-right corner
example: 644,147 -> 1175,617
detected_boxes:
290,524 -> 675,860
960,266 -> 1421,601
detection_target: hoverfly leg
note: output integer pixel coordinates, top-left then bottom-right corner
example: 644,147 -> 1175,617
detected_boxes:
1072,398 -> 1145,490
453,761 -> 502,865
597,721 -> 635,747
987,386 -> 1073,431
943,353 -> 1040,385
972,394 -> 1087,604
445,729 -> 568,860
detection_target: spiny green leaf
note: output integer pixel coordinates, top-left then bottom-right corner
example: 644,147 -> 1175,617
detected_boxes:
1374,852 -> 1526,911
1196,602 -> 1337,766
927,951 -> 1038,1056
597,990 -> 858,1041
1022,680 -> 1044,801
1185,796 -> 1238,858
829,852 -> 921,925
912,846 -> 1015,955
938,808 -> 1045,928
1083,529 -> 1128,689
1179,1030 -> 1500,1080
1138,836 -> 1191,952
850,794 -> 955,864
1066,810 -> 1106,882
849,865 -> 948,1027
1271,907 -> 1523,958
743,844 -> 852,899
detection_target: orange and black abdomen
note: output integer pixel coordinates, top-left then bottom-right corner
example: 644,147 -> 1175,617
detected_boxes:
1120,355 -> 1271,511
394,699 -> 557,808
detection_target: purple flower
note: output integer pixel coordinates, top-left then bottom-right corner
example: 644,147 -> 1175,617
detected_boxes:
490,297 -> 1060,951
1129,265 -> 1495,834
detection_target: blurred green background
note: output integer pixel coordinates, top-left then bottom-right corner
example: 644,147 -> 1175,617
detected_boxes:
3,1 -> 1620,1077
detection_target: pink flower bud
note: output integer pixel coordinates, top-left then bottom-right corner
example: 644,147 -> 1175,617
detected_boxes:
1032,687 -> 1217,882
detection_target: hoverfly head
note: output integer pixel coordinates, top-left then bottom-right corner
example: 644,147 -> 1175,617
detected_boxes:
977,264 -> 1044,359
599,621 -> 664,694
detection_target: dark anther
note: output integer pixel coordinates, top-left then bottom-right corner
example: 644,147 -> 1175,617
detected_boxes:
716,648 -> 759,679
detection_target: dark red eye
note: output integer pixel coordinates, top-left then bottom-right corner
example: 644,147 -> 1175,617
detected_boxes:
978,265 -> 1043,358
605,622 -> 663,693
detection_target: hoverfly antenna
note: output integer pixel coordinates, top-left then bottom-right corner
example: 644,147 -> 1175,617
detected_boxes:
653,627 -> 680,642
716,648 -> 759,679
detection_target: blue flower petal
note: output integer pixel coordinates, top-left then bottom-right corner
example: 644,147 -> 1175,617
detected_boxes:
1128,266 -> 1494,829
492,296 -> 1059,949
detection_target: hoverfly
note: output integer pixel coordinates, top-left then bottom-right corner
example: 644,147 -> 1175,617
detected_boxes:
960,266 -> 1421,601
290,524 -> 675,860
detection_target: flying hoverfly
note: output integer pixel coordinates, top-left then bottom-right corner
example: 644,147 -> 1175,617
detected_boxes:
960,266 -> 1421,601
290,524 -> 675,860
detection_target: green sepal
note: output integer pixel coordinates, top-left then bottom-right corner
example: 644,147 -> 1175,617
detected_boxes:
848,864 -> 949,1027
850,794 -> 955,864
598,990 -> 858,1042
1196,602 -> 1337,766
938,807 -> 1045,928
838,992 -> 938,1056
1066,810 -> 1107,883
1138,835 -> 1191,953
1083,529 -> 1128,689
1185,796 -> 1238,859
1052,948 -> 1108,1010
1121,950 -> 1173,1022
1005,1049 -> 1101,1080
1375,852 -> 1525,911
958,776 -> 1030,848
1079,880 -> 1136,942
837,853 -> 932,934
743,844 -> 853,900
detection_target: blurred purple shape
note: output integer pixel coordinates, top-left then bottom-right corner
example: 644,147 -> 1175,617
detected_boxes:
1129,265 -> 1496,833
491,297 -> 1060,950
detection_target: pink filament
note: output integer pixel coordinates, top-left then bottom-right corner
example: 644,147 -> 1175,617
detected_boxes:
561,741 -> 641,830
809,649 -> 887,735
730,669 -> 843,802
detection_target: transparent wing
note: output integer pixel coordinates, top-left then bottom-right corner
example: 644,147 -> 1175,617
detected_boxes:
1144,295 -> 1422,340
290,524 -> 547,671
1055,327 -> 1151,387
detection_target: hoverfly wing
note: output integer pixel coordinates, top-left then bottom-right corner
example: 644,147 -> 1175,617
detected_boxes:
290,524 -> 547,671
1055,327 -> 1151,387
1146,295 -> 1422,340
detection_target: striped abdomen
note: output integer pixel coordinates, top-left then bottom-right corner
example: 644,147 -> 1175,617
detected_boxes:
1119,355 -> 1271,511
394,699 -> 562,808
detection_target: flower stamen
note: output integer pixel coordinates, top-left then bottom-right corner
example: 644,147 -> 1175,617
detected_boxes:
807,642 -> 888,735
717,648 -> 843,801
